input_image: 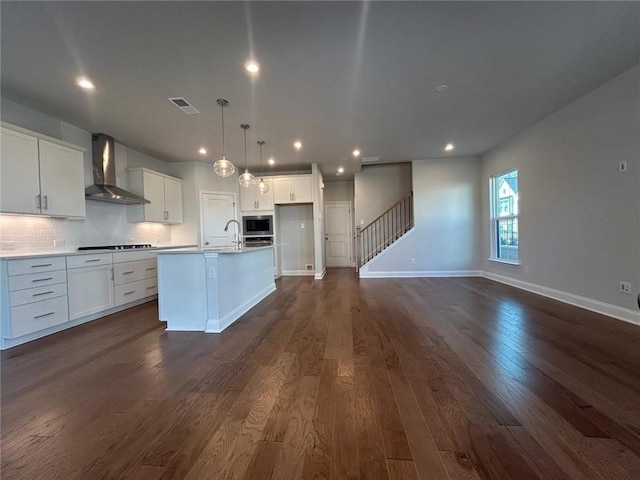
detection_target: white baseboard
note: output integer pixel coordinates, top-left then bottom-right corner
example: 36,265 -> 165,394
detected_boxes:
359,269 -> 482,278
281,270 -> 315,277
314,269 -> 326,280
205,284 -> 276,333
483,271 -> 640,326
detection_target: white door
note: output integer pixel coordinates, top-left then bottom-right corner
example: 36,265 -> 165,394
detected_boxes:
201,192 -> 237,247
38,139 -> 86,217
142,171 -> 166,223
163,177 -> 183,224
67,264 -> 115,320
0,127 -> 41,215
324,202 -> 352,267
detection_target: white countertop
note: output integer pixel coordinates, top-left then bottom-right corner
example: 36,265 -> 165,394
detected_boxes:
156,245 -> 274,255
0,244 -> 198,260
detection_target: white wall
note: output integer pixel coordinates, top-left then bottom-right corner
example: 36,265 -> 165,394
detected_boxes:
361,157 -> 482,276
481,64 -> 640,314
354,163 -> 412,227
324,181 -> 354,203
169,162 -> 239,246
0,97 -> 177,251
278,204 -> 315,274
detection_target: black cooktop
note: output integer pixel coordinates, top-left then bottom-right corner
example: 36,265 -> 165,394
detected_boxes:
78,244 -> 153,251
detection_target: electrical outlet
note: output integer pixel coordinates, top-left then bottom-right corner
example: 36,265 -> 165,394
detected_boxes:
410,258 -> 416,265
524,266 -> 530,274
53,239 -> 66,247
300,222 -> 305,229
1,241 -> 15,250
208,267 -> 216,279
619,161 -> 628,173
620,281 -> 631,294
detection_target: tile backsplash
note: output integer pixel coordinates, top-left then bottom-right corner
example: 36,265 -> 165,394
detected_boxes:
0,201 -> 171,252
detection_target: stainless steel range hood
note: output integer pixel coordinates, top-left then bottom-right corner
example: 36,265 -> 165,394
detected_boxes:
85,134 -> 150,205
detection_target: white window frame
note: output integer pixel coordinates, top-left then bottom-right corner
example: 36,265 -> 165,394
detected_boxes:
490,169 -> 519,265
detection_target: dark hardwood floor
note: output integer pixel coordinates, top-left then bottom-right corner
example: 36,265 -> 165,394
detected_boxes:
2,269 -> 640,479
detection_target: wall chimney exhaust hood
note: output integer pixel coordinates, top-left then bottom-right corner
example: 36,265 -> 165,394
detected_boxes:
85,134 -> 150,205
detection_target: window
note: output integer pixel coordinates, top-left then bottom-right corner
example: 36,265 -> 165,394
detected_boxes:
491,169 -> 518,262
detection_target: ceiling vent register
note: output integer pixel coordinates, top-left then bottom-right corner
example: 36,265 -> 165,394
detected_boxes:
167,97 -> 200,115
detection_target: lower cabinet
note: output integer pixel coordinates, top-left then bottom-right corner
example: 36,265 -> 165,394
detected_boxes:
1,250 -> 159,349
67,263 -> 115,320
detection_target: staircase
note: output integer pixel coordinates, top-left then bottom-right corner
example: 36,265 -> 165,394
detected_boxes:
356,192 -> 414,270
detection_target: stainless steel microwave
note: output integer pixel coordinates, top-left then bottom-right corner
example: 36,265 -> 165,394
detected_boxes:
242,215 -> 273,236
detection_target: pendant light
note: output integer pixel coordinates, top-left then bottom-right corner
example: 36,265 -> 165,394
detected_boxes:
255,140 -> 270,194
238,124 -> 255,188
213,99 -> 235,177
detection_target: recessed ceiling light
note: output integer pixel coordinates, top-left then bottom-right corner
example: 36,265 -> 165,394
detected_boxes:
268,158 -> 275,165
352,149 -> 360,157
198,147 -> 207,155
244,60 -> 260,75
445,143 -> 454,151
338,167 -> 344,174
76,77 -> 95,90
293,141 -> 302,150
435,84 -> 449,93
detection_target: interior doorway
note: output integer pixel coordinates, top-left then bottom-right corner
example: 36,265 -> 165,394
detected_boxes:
324,201 -> 353,267
200,192 -> 237,247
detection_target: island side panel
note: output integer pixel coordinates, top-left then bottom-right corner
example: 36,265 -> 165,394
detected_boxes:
205,248 -> 276,332
157,253 -> 209,331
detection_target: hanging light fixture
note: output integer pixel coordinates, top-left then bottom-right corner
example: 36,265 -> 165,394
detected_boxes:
213,99 -> 235,177
255,140 -> 270,194
238,124 -> 255,188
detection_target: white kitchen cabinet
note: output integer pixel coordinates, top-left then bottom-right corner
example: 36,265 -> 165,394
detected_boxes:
240,178 -> 274,212
113,250 -> 158,307
273,175 -> 312,204
127,168 -> 183,224
2,256 -> 70,340
67,263 -> 115,320
0,124 -> 85,218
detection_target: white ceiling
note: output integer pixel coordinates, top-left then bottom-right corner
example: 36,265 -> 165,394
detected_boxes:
2,1 -> 638,180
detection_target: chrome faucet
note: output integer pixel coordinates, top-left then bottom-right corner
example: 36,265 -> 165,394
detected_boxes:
223,219 -> 242,247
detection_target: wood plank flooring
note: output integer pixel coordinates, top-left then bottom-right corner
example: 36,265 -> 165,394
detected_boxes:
2,269 -> 640,479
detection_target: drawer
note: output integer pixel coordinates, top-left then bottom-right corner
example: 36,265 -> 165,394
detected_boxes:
114,277 -> 158,306
10,282 -> 68,307
8,256 -> 66,276
113,250 -> 157,263
66,253 -> 113,269
143,276 -> 158,296
10,296 -> 69,338
142,259 -> 157,279
114,260 -> 145,285
9,269 -> 67,292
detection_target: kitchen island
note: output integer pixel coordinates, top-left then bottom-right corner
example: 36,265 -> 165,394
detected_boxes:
156,246 -> 275,333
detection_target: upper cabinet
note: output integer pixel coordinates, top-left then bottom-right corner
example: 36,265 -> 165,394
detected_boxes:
273,175 -> 312,204
127,168 -> 183,224
0,124 -> 86,218
240,178 -> 274,212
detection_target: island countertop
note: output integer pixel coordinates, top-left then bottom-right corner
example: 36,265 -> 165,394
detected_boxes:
156,245 -> 274,255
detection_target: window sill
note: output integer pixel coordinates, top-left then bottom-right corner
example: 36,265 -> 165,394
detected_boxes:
488,258 -> 520,266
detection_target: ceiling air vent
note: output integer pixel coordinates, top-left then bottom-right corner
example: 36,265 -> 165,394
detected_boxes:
361,156 -> 380,163
168,97 -> 200,115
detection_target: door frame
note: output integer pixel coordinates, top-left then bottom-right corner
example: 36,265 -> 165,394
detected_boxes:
199,190 -> 238,247
324,200 -> 354,268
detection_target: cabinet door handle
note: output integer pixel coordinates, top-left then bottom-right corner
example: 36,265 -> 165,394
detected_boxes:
123,291 -> 136,296
32,277 -> 53,283
122,271 -> 135,275
35,194 -> 42,211
85,259 -> 101,263
34,312 -> 55,319
31,264 -> 52,268
110,268 -> 114,280
42,195 -> 48,210
145,267 -> 156,271
146,285 -> 157,290
33,291 -> 54,297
